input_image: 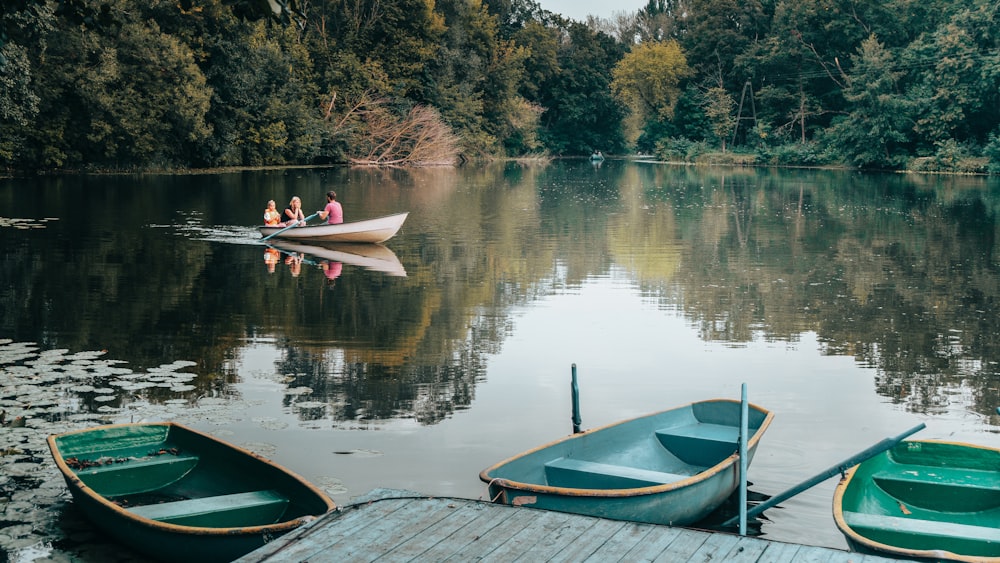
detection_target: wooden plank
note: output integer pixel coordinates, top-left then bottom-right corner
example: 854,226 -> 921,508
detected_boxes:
441,505 -> 549,561
618,525 -> 685,561
503,508 -> 605,560
376,502 -> 498,560
581,522 -> 654,562
686,532 -> 740,562
475,510 -> 575,562
719,536 -> 770,562
304,497 -> 460,562
857,555 -> 905,563
789,545 -> 837,563
651,527 -> 710,562
237,497 -> 419,562
758,540 -> 805,561
544,517 -> 630,562
412,501 -> 522,560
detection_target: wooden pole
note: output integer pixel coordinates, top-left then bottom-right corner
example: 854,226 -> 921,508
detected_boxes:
571,364 -> 582,434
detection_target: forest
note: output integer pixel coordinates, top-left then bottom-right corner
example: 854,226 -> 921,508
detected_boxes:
1,0 -> 999,172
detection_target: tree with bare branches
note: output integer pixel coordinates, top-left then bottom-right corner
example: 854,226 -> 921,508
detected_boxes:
328,92 -> 460,166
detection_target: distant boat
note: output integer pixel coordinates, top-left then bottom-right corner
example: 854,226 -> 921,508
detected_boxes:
479,399 -> 773,526
48,422 -> 336,563
269,240 -> 407,277
833,439 -> 1000,562
259,212 -> 408,243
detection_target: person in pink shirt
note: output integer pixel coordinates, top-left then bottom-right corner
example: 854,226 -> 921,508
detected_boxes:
317,191 -> 343,224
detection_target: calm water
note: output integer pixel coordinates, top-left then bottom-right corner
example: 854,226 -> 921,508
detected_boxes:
2,161 -> 1000,560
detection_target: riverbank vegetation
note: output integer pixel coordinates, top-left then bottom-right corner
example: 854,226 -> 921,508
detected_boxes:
1,0 -> 998,172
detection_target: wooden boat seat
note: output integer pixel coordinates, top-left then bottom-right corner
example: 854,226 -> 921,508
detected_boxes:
655,424 -> 739,467
843,511 -> 1000,547
543,457 -> 688,489
76,454 -> 200,497
128,490 -> 290,527
873,467 -> 1000,512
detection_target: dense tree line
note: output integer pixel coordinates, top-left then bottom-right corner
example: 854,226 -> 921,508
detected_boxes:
1,0 -> 999,171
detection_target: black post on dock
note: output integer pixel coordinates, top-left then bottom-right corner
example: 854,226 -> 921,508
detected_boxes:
571,364 -> 582,433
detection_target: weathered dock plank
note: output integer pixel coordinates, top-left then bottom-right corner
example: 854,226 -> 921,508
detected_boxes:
235,490 -> 913,563
757,541 -> 807,561
443,500 -> 550,561
686,532 -> 742,562
544,517 -> 630,562
479,509 -> 577,562
510,507 -> 611,561
579,522 -> 654,562
650,528 -> 710,561
618,525 -> 685,561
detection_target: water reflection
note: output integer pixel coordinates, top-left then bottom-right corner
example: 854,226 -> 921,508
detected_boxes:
268,241 -> 406,277
1,164 -> 1000,426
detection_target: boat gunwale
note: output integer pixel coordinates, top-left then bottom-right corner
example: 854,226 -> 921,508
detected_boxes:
47,421 -> 336,537
478,398 -> 775,498
832,438 -> 1000,563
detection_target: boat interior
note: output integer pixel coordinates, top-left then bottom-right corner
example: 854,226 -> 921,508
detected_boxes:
842,442 -> 1000,556
56,427 -> 310,528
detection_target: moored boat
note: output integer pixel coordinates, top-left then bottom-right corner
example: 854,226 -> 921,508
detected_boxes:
833,439 -> 1000,562
479,399 -> 773,526
48,422 -> 336,563
259,212 -> 408,243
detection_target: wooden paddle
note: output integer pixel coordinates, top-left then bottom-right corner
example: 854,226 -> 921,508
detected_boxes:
261,212 -> 318,242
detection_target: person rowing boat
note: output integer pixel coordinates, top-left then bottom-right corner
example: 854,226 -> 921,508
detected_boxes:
316,191 -> 343,225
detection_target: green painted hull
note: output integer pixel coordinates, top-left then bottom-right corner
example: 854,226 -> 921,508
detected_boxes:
479,399 -> 774,526
833,440 -> 1000,562
48,422 -> 335,563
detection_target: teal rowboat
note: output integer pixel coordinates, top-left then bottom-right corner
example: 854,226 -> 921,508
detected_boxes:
833,440 -> 1000,562
48,422 -> 335,563
479,399 -> 774,526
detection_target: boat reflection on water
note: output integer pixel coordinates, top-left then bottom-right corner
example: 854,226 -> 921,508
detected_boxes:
267,240 -> 407,278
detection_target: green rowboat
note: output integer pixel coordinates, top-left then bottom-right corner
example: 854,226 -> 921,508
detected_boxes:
48,422 -> 335,563
833,439 -> 1000,562
480,399 -> 774,526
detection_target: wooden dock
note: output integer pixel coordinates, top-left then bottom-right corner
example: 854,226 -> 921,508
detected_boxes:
236,489 -> 911,562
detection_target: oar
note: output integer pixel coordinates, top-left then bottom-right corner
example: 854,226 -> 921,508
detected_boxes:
261,212 -> 319,242
721,422 -> 926,527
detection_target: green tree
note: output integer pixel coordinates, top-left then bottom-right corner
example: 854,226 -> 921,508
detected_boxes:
611,40 -> 690,147
429,0 -> 528,156
703,86 -> 736,151
826,35 -> 913,169
679,0 -> 766,91
905,6 -> 1000,149
203,21 -> 322,166
537,22 -> 627,154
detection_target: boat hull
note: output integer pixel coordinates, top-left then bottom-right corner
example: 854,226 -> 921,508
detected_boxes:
258,212 -> 408,243
833,440 -> 1000,562
48,422 -> 335,563
479,399 -> 773,526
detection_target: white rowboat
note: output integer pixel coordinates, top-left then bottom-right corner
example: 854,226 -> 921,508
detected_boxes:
259,212 -> 408,243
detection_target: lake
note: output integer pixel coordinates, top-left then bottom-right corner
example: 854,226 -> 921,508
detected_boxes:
2,160 -> 1000,561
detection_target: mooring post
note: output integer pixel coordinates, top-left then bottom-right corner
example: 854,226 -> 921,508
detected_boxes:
571,364 -> 582,434
739,383 -> 749,536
